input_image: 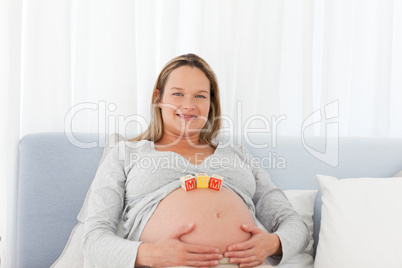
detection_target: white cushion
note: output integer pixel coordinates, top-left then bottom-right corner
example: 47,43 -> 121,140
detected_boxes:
258,190 -> 317,268
315,174 -> 402,268
283,190 -> 317,257
276,190 -> 317,268
50,223 -> 85,267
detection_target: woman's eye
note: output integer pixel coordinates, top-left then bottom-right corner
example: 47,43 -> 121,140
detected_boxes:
195,95 -> 206,98
173,93 -> 183,96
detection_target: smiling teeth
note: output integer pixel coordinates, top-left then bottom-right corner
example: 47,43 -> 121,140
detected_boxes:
178,114 -> 196,118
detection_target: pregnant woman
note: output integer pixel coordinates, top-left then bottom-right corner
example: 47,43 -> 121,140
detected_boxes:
82,54 -> 309,268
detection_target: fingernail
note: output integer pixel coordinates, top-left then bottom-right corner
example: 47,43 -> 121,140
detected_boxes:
214,260 -> 219,265
224,252 -> 229,257
243,224 -> 248,228
230,258 -> 235,263
215,248 -> 219,253
228,247 -> 232,251
188,223 -> 194,228
218,254 -> 223,259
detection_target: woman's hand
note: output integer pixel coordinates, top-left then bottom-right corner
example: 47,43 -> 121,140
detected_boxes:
136,223 -> 223,268
224,224 -> 282,268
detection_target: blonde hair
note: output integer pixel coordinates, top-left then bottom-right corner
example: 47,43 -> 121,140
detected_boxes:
129,53 -> 221,146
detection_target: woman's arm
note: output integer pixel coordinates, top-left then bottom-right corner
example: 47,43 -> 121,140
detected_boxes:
251,164 -> 309,265
224,145 -> 309,266
224,223 -> 282,267
82,143 -> 141,267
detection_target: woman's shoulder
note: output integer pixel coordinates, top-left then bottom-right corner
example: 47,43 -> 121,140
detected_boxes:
118,139 -> 154,154
216,139 -> 252,156
103,134 -> 150,151
101,134 -> 153,159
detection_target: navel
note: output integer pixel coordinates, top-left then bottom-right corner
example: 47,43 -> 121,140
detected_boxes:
214,212 -> 222,218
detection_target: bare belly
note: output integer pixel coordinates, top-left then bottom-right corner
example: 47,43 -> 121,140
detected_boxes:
139,187 -> 255,253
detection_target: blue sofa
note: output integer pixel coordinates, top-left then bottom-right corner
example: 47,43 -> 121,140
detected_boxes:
17,132 -> 402,267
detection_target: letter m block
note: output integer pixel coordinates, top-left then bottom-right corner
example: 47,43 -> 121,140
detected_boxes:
180,174 -> 197,191
208,174 -> 224,191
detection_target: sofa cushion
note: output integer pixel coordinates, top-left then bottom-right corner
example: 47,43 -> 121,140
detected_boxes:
18,133 -> 104,268
283,190 -> 317,257
315,174 -> 402,268
276,190 -> 317,268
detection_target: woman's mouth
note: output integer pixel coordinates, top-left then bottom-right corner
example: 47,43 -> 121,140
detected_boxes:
176,114 -> 198,120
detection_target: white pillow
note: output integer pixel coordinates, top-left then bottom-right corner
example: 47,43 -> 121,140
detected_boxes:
283,190 -> 317,256
315,174 -> 402,268
276,190 -> 317,268
259,190 -> 317,268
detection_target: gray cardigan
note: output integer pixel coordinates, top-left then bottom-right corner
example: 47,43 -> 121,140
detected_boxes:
82,140 -> 309,267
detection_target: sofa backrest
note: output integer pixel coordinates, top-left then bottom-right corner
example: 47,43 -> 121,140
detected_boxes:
17,133 -> 402,267
18,133 -> 103,268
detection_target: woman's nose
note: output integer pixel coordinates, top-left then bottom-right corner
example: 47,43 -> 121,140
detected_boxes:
180,97 -> 196,110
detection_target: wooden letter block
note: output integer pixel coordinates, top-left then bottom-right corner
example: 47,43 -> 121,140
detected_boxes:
208,174 -> 224,191
195,173 -> 209,188
180,174 -> 197,191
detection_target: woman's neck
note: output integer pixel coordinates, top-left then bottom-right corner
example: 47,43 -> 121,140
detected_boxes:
155,132 -> 205,150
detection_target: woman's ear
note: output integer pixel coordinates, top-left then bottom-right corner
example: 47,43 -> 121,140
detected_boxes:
154,89 -> 162,108
154,89 -> 160,99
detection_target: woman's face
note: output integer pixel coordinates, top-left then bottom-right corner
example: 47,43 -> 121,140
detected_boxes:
157,65 -> 211,139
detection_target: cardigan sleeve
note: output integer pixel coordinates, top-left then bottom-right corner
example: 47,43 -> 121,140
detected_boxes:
252,165 -> 309,265
235,144 -> 309,265
81,143 -> 142,267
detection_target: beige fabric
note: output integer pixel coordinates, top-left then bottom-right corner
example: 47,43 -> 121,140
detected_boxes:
51,133 -> 126,268
167,258 -> 273,268
51,223 -> 85,267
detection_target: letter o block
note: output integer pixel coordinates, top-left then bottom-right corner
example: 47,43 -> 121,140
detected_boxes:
208,174 -> 224,191
180,174 -> 197,191
195,173 -> 209,188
